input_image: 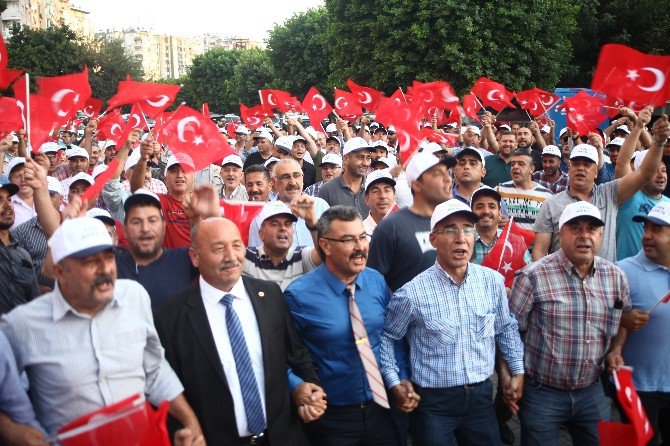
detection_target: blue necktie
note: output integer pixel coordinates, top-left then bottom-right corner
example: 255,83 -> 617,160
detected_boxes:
221,293 -> 267,436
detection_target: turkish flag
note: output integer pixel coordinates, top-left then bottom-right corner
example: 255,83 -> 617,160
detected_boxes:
240,103 -> 273,129
471,77 -> 515,111
598,367 -> 653,446
334,88 -> 363,122
389,88 -> 409,105
375,97 -> 422,129
81,97 -> 103,119
302,86 -> 333,133
481,218 -> 529,287
445,107 -> 461,125
514,90 -> 544,117
0,34 -> 22,89
412,80 -> 459,111
126,104 -> 148,131
346,79 -> 383,111
107,77 -> 180,117
97,109 -> 127,142
462,94 -> 482,122
0,97 -> 24,139
421,127 -> 457,146
220,200 -> 264,245
57,394 -> 170,446
259,89 -> 293,110
592,44 -> 670,109
562,90 -> 606,136
224,120 -> 234,139
534,88 -> 560,111
81,158 -> 120,204
275,95 -> 304,113
157,105 -> 236,172
36,67 -> 92,122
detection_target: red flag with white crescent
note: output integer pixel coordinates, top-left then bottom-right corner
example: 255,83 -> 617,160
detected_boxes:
462,94 -> 482,123
107,77 -> 180,118
481,218 -> 529,287
346,79 -> 383,111
0,97 -> 24,140
471,77 -> 515,111
81,97 -> 103,119
302,86 -> 333,133
97,109 -> 126,142
220,200 -> 265,245
334,89 -> 363,123
562,90 -> 606,136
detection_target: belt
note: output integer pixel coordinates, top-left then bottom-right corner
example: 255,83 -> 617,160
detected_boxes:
525,376 -> 598,392
329,400 -> 375,410
239,432 -> 266,445
463,380 -> 486,388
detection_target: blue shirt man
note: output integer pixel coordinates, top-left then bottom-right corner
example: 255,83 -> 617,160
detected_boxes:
285,205 -> 401,446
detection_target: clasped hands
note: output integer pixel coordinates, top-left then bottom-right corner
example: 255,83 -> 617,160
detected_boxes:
292,382 -> 327,423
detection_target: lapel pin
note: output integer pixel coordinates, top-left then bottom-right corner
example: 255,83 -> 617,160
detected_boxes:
258,291 -> 265,298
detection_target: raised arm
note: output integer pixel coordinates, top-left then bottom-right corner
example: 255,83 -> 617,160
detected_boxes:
481,112 -> 499,153
287,116 -> 318,158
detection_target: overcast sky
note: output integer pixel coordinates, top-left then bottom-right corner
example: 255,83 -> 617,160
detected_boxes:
80,0 -> 323,42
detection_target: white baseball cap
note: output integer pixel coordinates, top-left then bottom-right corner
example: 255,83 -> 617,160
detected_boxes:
615,125 -> 631,135
67,172 -> 95,189
48,217 -> 114,264
558,201 -> 605,230
607,137 -> 626,148
274,136 -> 293,153
456,147 -> 486,167
542,145 -> 562,158
101,140 -> 118,151
86,208 -> 115,226
633,149 -> 649,171
6,157 -> 26,175
570,144 -> 598,164
406,151 -> 449,187
235,125 -> 250,135
39,142 -> 59,154
66,146 -> 89,160
123,188 -> 162,214
371,156 -> 392,168
256,130 -> 273,141
325,123 -> 338,133
343,137 -> 373,156
430,198 -> 479,230
124,150 -> 142,171
559,127 -> 569,138
91,164 -> 108,179
258,200 -> 297,225
320,153 -> 342,168
46,176 -> 62,195
371,141 -> 391,153
264,157 -> 280,168
364,169 -> 396,192
540,125 -> 551,133
221,154 -> 244,168
387,125 -> 396,133
165,154 -> 195,174
632,201 -> 670,226
499,124 -> 511,131
464,125 -> 481,136
423,142 -> 447,155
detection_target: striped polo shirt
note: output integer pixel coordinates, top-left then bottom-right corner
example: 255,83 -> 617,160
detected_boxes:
244,245 -> 317,290
496,181 -> 553,230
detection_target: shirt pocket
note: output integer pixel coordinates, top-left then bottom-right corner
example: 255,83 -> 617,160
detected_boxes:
424,317 -> 457,347
476,313 -> 496,340
603,307 -> 622,339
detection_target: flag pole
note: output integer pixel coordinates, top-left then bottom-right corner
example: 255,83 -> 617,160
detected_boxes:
399,87 -> 408,103
647,291 -> 670,314
25,73 -> 31,154
497,217 -> 513,271
135,101 -> 152,137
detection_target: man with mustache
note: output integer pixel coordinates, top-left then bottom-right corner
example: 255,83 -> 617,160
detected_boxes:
363,169 -> 398,240
613,202 -> 670,446
530,146 -> 569,194
244,199 -> 322,290
509,201 -> 631,445
0,217 -> 203,440
220,155 -> 249,201
532,107 -> 668,262
285,206 -> 402,445
244,165 -> 272,202
304,153 -> 342,198
155,217 -> 324,445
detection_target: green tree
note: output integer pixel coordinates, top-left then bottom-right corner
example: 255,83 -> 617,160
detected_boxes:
181,48 -> 242,113
324,0 -> 578,94
82,36 -> 143,102
230,48 -> 274,107
267,7 -> 332,98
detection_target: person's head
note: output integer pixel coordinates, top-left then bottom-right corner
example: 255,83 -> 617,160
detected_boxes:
46,176 -> 63,210
387,126 -> 397,145
317,206 -> 367,279
256,132 -> 274,155
370,157 -> 391,171
511,123 -> 521,134
612,125 -> 631,139
454,148 -> 486,187
67,147 -> 90,174
164,156 -> 195,196
272,158 -> 303,203
89,147 -> 100,169
234,127 -> 249,144
320,153 -> 342,183
471,187 -> 502,232
641,161 -> 668,197
510,149 -> 535,187
342,137 -> 373,179
406,151 -> 454,208
67,173 -> 95,208
123,190 -> 166,261
258,201 -> 297,255
325,136 -> 341,154
50,217 -> 116,315
606,138 -> 625,166
315,132 -> 326,149
291,136 -> 307,161
429,199 -> 478,272
462,126 -> 481,147
244,165 -> 271,202
60,131 -> 73,145
0,185 -> 18,230
568,144 -> 599,192
372,141 -> 390,161
103,141 -> 117,164
558,201 -> 605,267
498,130 -> 517,159
7,158 -> 30,198
541,145 -> 562,178
221,155 -> 244,191
372,126 -> 388,143
364,170 -> 396,220
87,208 -> 118,245
634,202 -> 670,266
190,218 -> 245,292
39,142 -> 59,169
516,127 -> 533,148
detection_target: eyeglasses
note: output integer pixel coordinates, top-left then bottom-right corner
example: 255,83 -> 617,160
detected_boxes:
321,233 -> 368,246
432,227 -> 476,236
276,172 -> 303,181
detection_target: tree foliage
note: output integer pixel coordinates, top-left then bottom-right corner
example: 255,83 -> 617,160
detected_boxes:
82,37 -> 144,102
230,48 -> 274,107
267,7 -> 331,98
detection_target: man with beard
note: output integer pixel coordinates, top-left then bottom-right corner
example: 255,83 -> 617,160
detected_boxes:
516,125 -> 545,172
248,159 -> 329,249
0,183 -> 39,314
220,155 -> 248,201
1,217 -> 203,439
452,148 -> 486,204
483,129 -> 516,188
318,137 -> 373,216
304,154 -> 342,197
52,146 -> 90,184
285,206 -> 402,445
243,129 -> 275,170
363,169 -> 397,240
244,165 -> 272,202
244,199 -> 322,290
115,189 -> 198,308
531,146 -> 569,194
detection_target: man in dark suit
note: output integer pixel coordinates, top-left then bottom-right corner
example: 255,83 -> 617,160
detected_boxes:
155,217 -> 326,445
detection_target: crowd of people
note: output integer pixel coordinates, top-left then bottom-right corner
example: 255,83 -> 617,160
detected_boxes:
0,103 -> 668,446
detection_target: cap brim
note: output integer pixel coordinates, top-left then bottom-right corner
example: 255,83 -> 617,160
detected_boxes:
0,183 -> 19,196
123,193 -> 162,213
222,163 -> 244,168
366,177 -> 396,191
93,216 -> 116,226
262,212 -> 298,224
569,156 -> 597,163
471,189 -> 502,204
433,209 -> 480,229
67,244 -> 114,260
632,215 -> 669,225
370,160 -> 389,167
456,148 -> 483,163
561,215 -> 605,229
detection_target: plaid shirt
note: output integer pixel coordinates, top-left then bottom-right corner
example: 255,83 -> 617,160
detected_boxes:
50,163 -> 72,181
509,250 -> 631,390
303,180 -> 323,197
531,170 -> 569,194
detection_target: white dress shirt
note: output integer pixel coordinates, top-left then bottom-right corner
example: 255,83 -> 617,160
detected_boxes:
10,195 -> 36,230
200,276 -> 266,437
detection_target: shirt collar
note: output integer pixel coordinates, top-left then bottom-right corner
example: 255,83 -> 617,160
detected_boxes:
557,249 -> 597,277
475,228 -> 501,244
200,275 -> 246,307
635,249 -> 670,272
319,264 -> 366,297
52,281 -> 122,321
434,260 -> 471,285
257,244 -> 297,262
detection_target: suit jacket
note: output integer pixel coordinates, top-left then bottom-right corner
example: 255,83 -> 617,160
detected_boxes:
154,275 -> 319,446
